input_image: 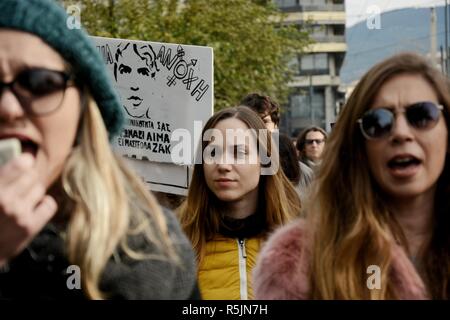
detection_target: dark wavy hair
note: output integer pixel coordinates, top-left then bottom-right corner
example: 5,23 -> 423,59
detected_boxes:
240,93 -> 280,126
278,134 -> 300,185
295,126 -> 328,161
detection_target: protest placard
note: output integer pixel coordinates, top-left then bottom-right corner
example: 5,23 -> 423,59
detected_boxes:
93,36 -> 213,194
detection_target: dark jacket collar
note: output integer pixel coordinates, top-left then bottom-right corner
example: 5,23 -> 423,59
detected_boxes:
218,213 -> 266,239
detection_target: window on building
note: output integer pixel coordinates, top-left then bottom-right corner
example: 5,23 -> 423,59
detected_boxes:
299,0 -> 326,5
290,88 -> 325,120
312,25 -> 327,37
315,53 -> 328,69
291,92 -> 310,118
299,53 -> 328,74
275,0 -> 298,8
300,55 -> 314,71
333,25 -> 345,36
312,88 -> 325,119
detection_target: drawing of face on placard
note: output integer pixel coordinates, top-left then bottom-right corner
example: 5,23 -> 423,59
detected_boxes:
113,42 -> 159,119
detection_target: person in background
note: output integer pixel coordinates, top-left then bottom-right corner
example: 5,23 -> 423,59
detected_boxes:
154,192 -> 186,211
178,106 -> 301,300
240,93 -> 279,132
278,133 -> 311,203
0,0 -> 198,299
240,92 -> 314,192
296,126 -> 328,170
253,52 -> 450,299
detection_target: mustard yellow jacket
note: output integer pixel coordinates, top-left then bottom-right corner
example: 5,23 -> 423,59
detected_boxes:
198,236 -> 263,300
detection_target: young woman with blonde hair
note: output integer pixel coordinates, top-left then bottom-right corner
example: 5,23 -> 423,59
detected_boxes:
0,0 -> 197,299
179,106 -> 301,299
254,52 -> 450,300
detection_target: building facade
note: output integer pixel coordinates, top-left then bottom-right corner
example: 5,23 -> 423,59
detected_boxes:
275,0 -> 347,136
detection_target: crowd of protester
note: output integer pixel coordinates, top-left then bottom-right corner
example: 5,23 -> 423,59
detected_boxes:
0,0 -> 448,300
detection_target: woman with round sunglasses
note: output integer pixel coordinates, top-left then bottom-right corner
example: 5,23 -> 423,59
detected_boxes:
0,0 -> 198,299
253,52 -> 449,299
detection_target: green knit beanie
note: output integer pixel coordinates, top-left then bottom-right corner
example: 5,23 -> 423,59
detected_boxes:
0,0 -> 124,138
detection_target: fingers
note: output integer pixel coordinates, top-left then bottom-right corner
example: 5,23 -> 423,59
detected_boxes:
29,195 -> 58,233
2,183 -> 46,218
0,153 -> 34,185
0,154 -> 58,263
0,154 -> 44,215
1,166 -> 42,202
0,195 -> 57,264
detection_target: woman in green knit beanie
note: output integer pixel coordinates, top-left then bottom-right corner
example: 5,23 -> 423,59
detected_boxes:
0,0 -> 198,299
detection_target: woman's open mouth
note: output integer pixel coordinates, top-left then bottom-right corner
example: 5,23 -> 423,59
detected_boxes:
0,134 -> 39,158
387,155 -> 422,178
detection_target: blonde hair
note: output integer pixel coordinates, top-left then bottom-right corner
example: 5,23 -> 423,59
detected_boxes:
306,52 -> 450,299
178,106 -> 301,266
60,97 -> 178,299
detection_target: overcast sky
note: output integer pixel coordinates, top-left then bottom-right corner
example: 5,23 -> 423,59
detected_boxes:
346,0 -> 445,26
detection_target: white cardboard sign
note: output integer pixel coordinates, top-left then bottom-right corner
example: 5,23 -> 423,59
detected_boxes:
92,36 -> 213,195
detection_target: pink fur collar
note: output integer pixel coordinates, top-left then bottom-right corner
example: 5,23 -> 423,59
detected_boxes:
253,219 -> 428,300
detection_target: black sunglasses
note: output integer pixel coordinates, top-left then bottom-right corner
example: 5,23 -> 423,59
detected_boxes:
305,138 -> 324,145
357,101 -> 444,140
0,68 -> 74,116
